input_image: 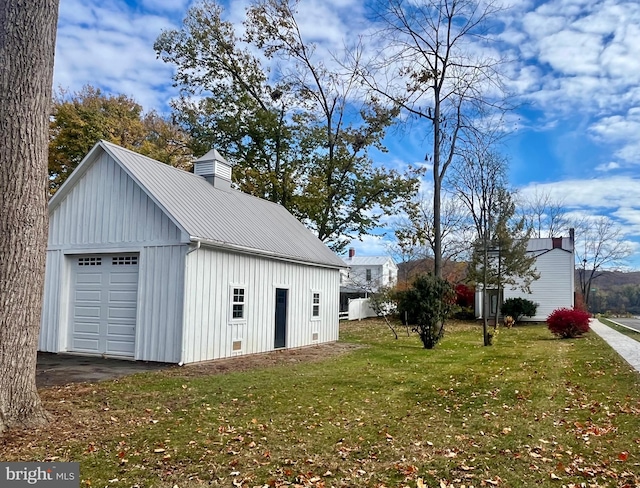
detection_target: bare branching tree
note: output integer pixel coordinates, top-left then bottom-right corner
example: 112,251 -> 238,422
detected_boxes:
395,192 -> 474,266
517,186 -> 569,238
449,144 -> 507,345
356,0 -> 509,277
574,216 -> 633,309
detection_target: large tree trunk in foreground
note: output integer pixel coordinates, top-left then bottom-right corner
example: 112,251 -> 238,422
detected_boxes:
0,0 -> 59,434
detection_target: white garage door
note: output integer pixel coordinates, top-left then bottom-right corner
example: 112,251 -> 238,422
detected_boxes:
70,254 -> 139,358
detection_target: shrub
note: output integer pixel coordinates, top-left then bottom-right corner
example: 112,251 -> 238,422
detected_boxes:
500,297 -> 538,323
546,307 -> 591,338
396,275 -> 456,349
453,306 -> 475,320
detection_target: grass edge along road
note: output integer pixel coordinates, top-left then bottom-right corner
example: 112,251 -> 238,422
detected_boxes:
2,319 -> 640,488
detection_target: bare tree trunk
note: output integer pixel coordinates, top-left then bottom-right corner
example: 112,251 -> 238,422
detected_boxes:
482,237 -> 490,346
0,0 -> 59,434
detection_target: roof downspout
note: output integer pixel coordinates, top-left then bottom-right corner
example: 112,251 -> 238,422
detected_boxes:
187,238 -> 201,255
180,238 -> 202,366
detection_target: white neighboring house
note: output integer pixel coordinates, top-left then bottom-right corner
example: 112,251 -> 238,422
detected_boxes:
39,141 -> 344,364
339,249 -> 398,320
341,249 -> 398,292
475,233 -> 575,322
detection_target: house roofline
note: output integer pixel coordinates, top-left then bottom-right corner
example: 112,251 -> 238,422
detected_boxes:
190,236 -> 346,270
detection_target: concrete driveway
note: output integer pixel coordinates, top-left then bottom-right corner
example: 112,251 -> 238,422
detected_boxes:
608,317 -> 640,333
36,352 -> 171,388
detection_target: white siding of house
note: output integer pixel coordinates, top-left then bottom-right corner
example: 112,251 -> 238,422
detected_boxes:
39,250 -> 65,352
181,247 -> 340,364
504,249 -> 574,321
49,151 -> 185,247
135,245 -> 186,362
342,259 -> 398,291
40,152 -> 188,362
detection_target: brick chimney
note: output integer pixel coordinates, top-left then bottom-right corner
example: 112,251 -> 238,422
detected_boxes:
348,248 -> 355,260
193,148 -> 232,190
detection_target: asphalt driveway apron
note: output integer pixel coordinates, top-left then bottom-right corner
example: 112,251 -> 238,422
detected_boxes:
589,319 -> 640,373
36,352 -> 170,388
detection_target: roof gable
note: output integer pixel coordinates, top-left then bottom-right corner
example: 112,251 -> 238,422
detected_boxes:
50,141 -> 344,268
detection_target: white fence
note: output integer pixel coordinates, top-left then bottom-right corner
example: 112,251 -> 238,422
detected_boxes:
345,298 -> 377,321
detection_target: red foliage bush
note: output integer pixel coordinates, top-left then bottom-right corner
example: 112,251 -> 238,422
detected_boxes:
546,307 -> 591,338
455,283 -> 475,308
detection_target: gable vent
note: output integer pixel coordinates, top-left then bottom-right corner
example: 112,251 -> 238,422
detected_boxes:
193,148 -> 233,190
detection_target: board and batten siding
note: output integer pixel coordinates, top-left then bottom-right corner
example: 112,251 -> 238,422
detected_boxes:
181,247 -> 340,364
39,249 -> 64,352
40,151 -> 189,362
135,245 -> 186,362
504,249 -> 574,321
48,151 -> 185,247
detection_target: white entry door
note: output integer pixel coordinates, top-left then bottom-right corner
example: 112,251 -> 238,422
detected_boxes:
70,254 -> 139,358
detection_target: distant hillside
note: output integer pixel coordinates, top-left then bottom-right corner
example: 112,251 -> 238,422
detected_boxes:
577,270 -> 640,291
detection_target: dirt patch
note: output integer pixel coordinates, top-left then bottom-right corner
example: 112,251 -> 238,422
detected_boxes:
167,342 -> 362,379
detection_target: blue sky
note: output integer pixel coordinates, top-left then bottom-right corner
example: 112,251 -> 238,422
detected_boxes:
53,0 -> 640,267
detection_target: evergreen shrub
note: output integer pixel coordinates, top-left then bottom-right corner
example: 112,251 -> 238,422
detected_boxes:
500,297 -> 538,323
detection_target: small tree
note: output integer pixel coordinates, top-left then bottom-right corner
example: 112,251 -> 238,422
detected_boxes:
396,275 -> 455,349
368,285 -> 400,339
547,308 -> 591,339
500,297 -> 537,324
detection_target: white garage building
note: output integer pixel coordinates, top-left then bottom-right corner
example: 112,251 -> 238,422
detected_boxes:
39,141 -> 344,364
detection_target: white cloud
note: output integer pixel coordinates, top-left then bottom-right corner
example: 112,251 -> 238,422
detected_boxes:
348,233 -> 394,257
520,176 -> 640,210
595,161 -> 621,171
54,0 -> 180,111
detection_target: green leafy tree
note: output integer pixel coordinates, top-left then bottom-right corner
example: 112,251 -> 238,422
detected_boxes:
48,85 -> 192,193
396,275 -> 455,349
469,189 -> 539,332
155,0 -> 420,252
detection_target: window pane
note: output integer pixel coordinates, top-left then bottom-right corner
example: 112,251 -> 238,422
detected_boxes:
233,288 -> 245,303
312,305 -> 320,317
233,304 -> 244,318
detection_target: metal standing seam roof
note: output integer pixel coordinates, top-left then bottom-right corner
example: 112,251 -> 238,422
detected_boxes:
55,140 -> 345,269
342,256 -> 396,267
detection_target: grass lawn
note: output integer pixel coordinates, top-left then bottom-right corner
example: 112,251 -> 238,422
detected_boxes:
2,319 -> 640,488
598,317 -> 640,344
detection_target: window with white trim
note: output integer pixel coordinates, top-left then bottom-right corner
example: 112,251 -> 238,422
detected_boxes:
312,292 -> 320,318
366,268 -> 372,281
231,287 -> 245,320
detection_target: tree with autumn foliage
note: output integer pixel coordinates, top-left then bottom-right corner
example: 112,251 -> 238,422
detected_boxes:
154,0 -> 420,252
48,85 -> 193,193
